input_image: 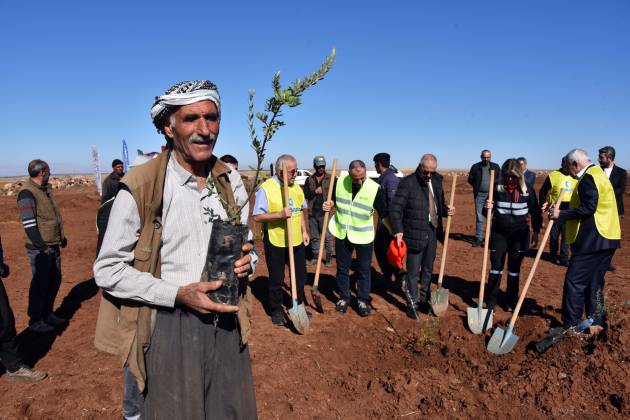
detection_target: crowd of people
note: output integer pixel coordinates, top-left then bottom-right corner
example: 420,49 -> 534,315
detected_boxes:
0,79 -> 625,420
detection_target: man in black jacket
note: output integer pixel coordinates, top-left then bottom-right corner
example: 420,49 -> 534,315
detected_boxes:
390,154 -> 455,317
598,146 -> 626,216
101,159 -> 124,204
467,150 -> 501,247
0,234 -> 47,381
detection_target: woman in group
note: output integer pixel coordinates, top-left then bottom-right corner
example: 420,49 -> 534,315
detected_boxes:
484,158 -> 542,312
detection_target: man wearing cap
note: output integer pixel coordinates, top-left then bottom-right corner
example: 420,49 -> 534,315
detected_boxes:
323,160 -> 387,317
539,156 -> 577,266
373,152 -> 401,287
101,159 -> 125,204
304,155 -> 334,267
390,154 -> 454,317
94,80 -> 258,418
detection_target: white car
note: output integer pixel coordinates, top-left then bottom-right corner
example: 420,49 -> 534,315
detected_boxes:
295,169 -> 312,186
339,164 -> 405,180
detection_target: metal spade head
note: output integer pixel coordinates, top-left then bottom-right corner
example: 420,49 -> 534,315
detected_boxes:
311,287 -> 324,314
288,301 -> 310,335
487,326 -> 519,354
466,306 -> 493,334
430,287 -> 449,316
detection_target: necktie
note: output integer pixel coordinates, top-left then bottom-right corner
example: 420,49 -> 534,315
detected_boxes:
428,184 -> 438,229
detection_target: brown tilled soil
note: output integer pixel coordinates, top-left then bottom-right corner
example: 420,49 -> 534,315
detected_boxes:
0,177 -> 628,419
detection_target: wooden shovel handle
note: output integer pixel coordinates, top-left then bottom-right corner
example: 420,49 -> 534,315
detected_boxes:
281,162 -> 298,301
507,189 -> 566,328
437,174 -> 457,288
314,159 -> 337,288
478,170 -> 495,304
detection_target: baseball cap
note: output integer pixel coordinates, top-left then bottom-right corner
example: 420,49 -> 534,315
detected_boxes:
313,155 -> 326,167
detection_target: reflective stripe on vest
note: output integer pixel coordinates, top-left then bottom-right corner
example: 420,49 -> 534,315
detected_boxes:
566,165 -> 621,244
260,178 -> 304,247
548,170 -> 577,204
495,200 -> 528,215
328,175 -> 379,244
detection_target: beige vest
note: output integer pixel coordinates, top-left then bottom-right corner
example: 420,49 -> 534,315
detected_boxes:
93,151 -> 253,391
19,179 -> 65,245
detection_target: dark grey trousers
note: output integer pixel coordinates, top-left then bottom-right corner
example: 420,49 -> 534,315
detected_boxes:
26,246 -> 62,324
141,308 -> 257,420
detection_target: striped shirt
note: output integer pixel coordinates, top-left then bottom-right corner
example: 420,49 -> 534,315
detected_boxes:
93,153 -> 257,308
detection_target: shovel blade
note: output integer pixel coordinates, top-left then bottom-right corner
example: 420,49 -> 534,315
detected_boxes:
311,288 -> 324,314
466,306 -> 493,334
288,302 -> 310,335
487,327 -> 519,354
430,288 -> 449,316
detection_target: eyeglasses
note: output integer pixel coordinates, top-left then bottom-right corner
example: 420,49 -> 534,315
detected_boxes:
422,171 -> 435,176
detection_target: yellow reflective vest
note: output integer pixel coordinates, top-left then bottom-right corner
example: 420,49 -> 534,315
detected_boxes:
259,178 -> 304,247
328,175 -> 379,244
547,170 -> 578,204
566,165 -> 621,244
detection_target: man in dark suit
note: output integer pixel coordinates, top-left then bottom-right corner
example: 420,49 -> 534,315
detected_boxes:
550,149 -> 620,334
390,154 -> 455,317
598,146 -> 626,272
598,146 -> 626,216
517,156 -> 537,188
467,149 -> 501,247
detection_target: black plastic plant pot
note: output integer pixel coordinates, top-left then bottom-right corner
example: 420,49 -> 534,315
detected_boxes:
206,221 -> 249,306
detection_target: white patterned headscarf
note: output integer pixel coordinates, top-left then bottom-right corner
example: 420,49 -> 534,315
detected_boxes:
150,80 -> 221,133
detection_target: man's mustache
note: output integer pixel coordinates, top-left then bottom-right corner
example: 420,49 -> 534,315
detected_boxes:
188,132 -> 217,146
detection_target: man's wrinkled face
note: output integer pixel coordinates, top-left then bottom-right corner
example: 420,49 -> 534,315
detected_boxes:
165,100 -> 220,163
598,152 -> 612,168
113,164 -> 124,176
481,151 -> 491,166
350,163 -> 366,183
279,160 -> 297,186
569,161 -> 579,177
421,160 -> 437,183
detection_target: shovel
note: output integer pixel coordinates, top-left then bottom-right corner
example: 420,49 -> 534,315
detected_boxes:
466,170 -> 495,334
430,174 -> 457,317
282,162 -> 310,334
311,159 -> 337,313
487,190 -> 566,354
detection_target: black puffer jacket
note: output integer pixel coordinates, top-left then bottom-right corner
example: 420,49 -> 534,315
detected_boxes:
390,170 -> 448,252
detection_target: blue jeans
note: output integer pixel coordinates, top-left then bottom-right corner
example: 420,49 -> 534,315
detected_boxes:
474,193 -> 489,242
335,237 -> 372,302
123,366 -> 141,419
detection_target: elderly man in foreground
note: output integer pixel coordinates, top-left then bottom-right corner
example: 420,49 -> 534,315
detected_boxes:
550,149 -> 620,334
94,80 -> 258,419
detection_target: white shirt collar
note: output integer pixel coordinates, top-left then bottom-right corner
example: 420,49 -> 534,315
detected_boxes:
576,163 -> 593,179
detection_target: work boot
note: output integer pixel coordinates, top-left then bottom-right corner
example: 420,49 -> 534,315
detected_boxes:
271,310 -> 284,326
28,320 -> 55,333
5,365 -> 47,382
335,299 -> 348,313
406,303 -> 420,320
357,300 -> 371,317
324,253 -> 333,267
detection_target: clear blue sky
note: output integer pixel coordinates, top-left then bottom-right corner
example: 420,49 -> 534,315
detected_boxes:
1,0 -> 629,176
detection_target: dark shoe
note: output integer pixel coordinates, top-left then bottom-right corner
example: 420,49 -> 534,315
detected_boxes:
5,365 -> 47,382
324,253 -> 333,267
357,300 -> 371,317
472,240 -> 483,248
28,320 -> 55,333
306,310 -> 313,320
607,264 -> 616,272
558,258 -> 569,267
306,259 -> 316,266
45,313 -> 67,327
335,299 -> 349,313
271,311 -> 284,326
406,303 -> 420,320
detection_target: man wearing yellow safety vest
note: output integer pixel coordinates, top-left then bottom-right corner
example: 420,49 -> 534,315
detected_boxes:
539,156 -> 578,266
252,154 -> 310,326
323,160 -> 387,317
549,149 -> 620,333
